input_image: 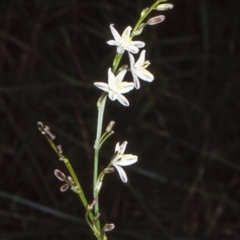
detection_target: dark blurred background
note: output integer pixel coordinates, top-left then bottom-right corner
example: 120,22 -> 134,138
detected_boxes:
1,0 -> 240,239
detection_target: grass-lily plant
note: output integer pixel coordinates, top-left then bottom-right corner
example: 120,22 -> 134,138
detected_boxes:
37,1 -> 173,239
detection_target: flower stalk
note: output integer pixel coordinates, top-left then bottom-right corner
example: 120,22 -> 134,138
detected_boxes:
93,92 -> 107,232
38,1 -> 173,239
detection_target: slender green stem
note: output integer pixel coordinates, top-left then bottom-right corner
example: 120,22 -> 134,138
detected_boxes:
93,92 -> 107,232
44,136 -> 95,217
112,53 -> 123,73
99,131 -> 114,148
63,159 -> 88,206
40,133 -> 102,237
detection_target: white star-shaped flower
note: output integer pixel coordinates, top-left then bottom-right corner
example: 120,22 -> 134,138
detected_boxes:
129,50 -> 154,89
111,141 -> 138,183
94,68 -> 134,106
107,24 -> 145,54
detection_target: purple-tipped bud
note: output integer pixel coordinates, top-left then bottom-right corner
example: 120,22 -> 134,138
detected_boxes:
103,223 -> 115,232
54,169 -> 66,181
147,15 -> 165,26
60,183 -> 69,192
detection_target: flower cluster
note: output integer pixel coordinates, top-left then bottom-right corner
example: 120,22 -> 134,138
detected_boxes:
93,4 -> 173,181
94,23 -> 156,106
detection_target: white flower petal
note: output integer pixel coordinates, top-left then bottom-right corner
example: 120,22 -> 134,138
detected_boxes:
116,94 -> 130,106
118,82 -> 134,94
128,52 -> 135,67
132,73 -> 140,89
108,68 -> 116,87
115,69 -> 127,84
122,26 -> 132,39
124,44 -> 140,54
106,40 -> 117,46
108,90 -> 118,101
117,154 -> 138,166
109,24 -> 121,41
94,82 -> 109,92
115,142 -> 120,153
136,69 -> 154,82
119,141 -> 128,153
135,50 -> 146,66
131,41 -> 145,49
113,164 -> 128,183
